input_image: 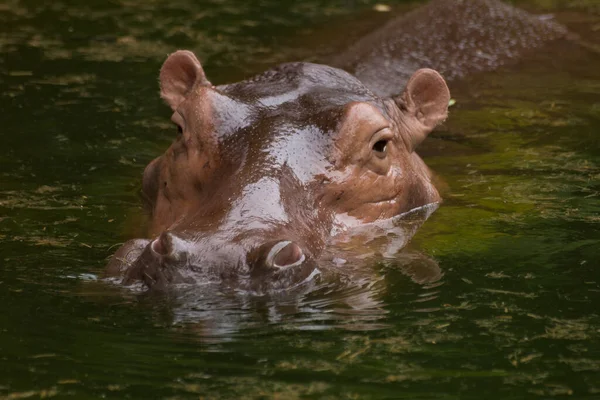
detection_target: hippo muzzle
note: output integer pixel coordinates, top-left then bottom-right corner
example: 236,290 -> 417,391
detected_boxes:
110,233 -> 318,292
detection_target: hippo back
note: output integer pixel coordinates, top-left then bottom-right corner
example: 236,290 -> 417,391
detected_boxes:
330,0 -> 568,97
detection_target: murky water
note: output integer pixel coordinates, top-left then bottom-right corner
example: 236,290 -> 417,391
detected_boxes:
1,0 -> 600,398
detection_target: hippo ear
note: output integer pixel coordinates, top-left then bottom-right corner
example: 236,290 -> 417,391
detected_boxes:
159,50 -> 211,111
395,68 -> 450,152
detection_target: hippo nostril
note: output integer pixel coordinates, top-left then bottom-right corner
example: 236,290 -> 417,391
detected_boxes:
150,232 -> 172,256
266,241 -> 305,269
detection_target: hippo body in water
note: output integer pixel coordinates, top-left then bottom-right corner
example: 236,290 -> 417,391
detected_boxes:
106,0 -> 568,291
331,0 -> 567,97
107,52 -> 450,291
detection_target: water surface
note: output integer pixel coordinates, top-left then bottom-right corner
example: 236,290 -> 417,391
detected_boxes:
1,0 -> 600,398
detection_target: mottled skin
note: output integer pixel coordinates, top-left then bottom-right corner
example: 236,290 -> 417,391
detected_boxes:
107,0 -> 568,291
331,0 -> 568,97
106,52 -> 449,291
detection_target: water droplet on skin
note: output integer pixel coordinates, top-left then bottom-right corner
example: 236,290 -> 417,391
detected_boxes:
333,257 -> 347,265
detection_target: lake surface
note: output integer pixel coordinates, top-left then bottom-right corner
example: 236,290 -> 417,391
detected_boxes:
1,0 -> 600,398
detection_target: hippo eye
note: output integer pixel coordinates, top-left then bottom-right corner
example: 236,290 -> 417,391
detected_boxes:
372,139 -> 388,156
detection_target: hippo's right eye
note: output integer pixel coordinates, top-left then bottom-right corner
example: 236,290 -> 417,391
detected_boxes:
371,128 -> 392,159
372,139 -> 388,155
367,127 -> 393,174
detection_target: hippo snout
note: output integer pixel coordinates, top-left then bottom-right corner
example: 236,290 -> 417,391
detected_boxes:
116,234 -> 192,288
248,239 -> 317,291
107,232 -> 316,290
149,232 -> 188,263
265,241 -> 306,269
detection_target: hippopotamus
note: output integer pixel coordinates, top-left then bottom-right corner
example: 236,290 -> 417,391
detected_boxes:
106,51 -> 449,291
106,0 -> 569,291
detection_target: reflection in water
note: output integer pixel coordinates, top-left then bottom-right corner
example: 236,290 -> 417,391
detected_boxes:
109,204 -> 444,341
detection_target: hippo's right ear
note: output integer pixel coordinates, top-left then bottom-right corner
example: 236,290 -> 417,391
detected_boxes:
394,69 -> 450,152
159,50 -> 211,111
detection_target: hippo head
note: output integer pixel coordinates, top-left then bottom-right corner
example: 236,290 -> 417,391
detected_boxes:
106,50 -> 450,291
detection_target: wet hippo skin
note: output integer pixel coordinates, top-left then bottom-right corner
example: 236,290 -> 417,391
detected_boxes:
330,0 -> 568,97
106,0 -> 567,291
106,51 -> 449,291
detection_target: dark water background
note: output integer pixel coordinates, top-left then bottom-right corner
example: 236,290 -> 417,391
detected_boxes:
1,0 -> 600,398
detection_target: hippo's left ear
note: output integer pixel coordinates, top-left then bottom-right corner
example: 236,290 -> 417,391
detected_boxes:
394,68 -> 450,152
159,50 -> 212,111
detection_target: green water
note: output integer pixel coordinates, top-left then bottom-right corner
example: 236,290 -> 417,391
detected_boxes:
1,0 -> 600,398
